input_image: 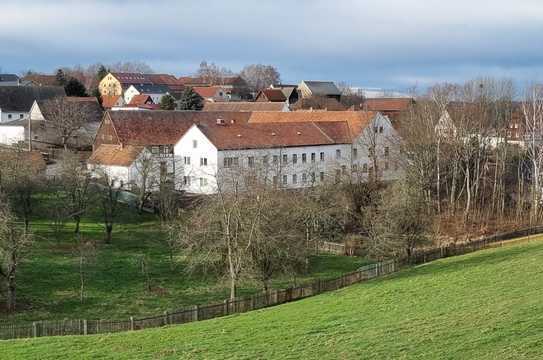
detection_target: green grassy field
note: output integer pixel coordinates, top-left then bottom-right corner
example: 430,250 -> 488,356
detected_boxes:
1,194 -> 371,323
3,236 -> 542,359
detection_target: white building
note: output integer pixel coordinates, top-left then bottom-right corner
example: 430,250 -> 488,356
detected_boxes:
123,84 -> 170,105
89,110 -> 402,194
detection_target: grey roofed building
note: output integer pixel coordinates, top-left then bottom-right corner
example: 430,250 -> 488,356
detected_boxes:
300,81 -> 341,97
129,84 -> 171,94
0,74 -> 21,86
0,86 -> 65,112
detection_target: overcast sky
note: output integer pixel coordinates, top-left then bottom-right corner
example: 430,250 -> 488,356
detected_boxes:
2,0 -> 543,90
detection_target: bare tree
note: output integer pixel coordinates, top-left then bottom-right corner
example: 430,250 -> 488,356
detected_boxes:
60,151 -> 91,235
133,152 -> 159,214
43,98 -> 89,151
94,168 -> 123,244
240,64 -> 281,93
0,199 -> 33,312
196,61 -> 233,85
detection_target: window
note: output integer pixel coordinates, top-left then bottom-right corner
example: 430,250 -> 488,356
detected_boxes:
183,156 -> 191,165
379,126 -> 384,133
282,154 -> 288,164
384,147 -> 390,157
302,153 -> 307,163
319,172 -> 325,182
262,155 -> 269,165
248,156 -> 255,168
273,155 -> 279,164
151,146 -> 159,154
292,174 -> 297,184
192,140 -> 198,148
282,175 -> 288,185
200,177 -> 208,187
200,157 -> 208,166
320,152 -> 325,161
374,126 -> 378,134
362,163 -> 368,173
311,153 -> 316,163
341,165 -> 347,175
19,114 -> 23,119
336,149 -> 341,159
183,176 -> 191,186
7,114 -> 11,119
302,173 -> 307,183
224,157 -> 239,168
352,148 -> 358,159
292,154 -> 298,164
352,164 -> 358,172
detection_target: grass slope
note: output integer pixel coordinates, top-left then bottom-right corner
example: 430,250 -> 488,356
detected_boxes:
3,194 -> 370,322
3,237 -> 543,359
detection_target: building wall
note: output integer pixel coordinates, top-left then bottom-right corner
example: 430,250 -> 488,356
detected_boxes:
0,110 -> 28,123
0,125 -> 25,145
173,125 -> 219,194
98,74 -> 123,97
93,114 -> 120,149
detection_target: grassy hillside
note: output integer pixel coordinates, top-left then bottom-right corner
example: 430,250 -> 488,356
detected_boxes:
2,194 -> 370,322
3,237 -> 543,359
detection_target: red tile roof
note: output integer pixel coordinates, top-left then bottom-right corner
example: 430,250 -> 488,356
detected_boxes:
203,102 -> 286,112
362,98 -> 414,112
197,121 -> 351,150
128,94 -> 153,106
192,86 -> 223,98
101,95 -> 122,109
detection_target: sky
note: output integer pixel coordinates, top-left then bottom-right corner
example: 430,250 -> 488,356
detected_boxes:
2,0 -> 543,91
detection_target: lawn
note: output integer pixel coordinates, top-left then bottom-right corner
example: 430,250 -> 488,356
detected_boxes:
0,193 -> 371,323
2,236 -> 542,359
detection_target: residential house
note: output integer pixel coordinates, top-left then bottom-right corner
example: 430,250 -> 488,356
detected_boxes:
0,74 -> 22,86
98,72 -> 184,97
255,89 -> 287,103
89,110 -> 401,194
22,74 -> 59,87
101,95 -> 125,109
179,76 -> 250,100
298,81 -> 342,102
202,101 -> 289,112
269,84 -> 299,105
361,98 -> 415,121
192,86 -> 228,102
123,84 -> 171,105
0,86 -> 65,123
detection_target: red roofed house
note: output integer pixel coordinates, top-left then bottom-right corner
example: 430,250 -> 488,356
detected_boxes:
361,98 -> 415,121
192,86 -> 228,102
255,89 -> 287,103
89,110 -> 402,194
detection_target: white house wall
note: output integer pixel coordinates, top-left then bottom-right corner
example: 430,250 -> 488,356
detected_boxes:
0,125 -> 25,145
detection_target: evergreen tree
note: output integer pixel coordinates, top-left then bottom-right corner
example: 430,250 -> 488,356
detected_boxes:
55,69 -> 67,86
160,94 -> 176,110
96,65 -> 109,82
177,88 -> 204,110
64,78 -> 88,97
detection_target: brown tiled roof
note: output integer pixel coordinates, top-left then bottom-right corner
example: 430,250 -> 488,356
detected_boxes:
256,89 -> 287,102
291,98 -> 347,111
107,110 -> 252,146
203,102 -> 286,112
248,111 -> 376,139
362,98 -> 414,112
192,86 -> 223,98
197,121 -> 351,150
88,144 -> 144,166
128,94 -> 153,106
111,72 -> 184,91
101,95 -> 121,109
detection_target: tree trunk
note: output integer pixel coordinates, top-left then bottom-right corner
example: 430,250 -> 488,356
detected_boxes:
6,274 -> 16,312
105,223 -> 113,244
74,215 -> 81,235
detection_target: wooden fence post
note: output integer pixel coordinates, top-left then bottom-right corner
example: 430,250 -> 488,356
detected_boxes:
83,319 -> 87,335
130,316 -> 134,331
32,322 -> 37,338
223,299 -> 229,315
164,311 -> 169,326
192,305 -> 199,321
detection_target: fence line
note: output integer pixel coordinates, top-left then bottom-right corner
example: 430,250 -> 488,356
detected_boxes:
1,226 -> 542,341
